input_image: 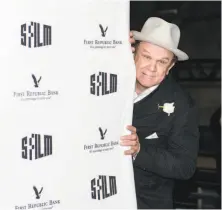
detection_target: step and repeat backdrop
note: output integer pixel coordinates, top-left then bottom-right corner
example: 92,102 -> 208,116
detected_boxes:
0,0 -> 137,209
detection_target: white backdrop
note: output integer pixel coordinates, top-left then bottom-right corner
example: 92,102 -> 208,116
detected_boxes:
0,0 -> 137,209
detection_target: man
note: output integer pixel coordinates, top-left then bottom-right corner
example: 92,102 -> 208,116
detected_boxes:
120,17 -> 199,209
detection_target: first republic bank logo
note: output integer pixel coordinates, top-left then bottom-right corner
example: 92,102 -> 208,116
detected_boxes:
91,175 -> 117,200
99,24 -> 108,37
33,186 -> 43,199
21,21 -> 52,48
15,186 -> 61,210
84,24 -> 122,49
84,127 -> 119,154
32,74 -> 41,88
13,74 -> 59,101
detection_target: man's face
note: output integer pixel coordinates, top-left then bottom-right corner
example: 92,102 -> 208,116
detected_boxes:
134,42 -> 175,93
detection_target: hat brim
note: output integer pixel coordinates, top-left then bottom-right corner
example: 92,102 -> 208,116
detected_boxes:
132,31 -> 189,61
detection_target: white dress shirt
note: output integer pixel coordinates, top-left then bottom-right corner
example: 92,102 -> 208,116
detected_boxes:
134,85 -> 159,103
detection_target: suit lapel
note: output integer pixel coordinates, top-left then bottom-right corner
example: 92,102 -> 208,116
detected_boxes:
133,75 -> 175,118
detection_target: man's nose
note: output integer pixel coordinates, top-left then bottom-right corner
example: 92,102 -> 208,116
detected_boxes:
147,60 -> 157,72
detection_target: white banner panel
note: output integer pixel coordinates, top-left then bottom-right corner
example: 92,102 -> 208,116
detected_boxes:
0,0 -> 137,209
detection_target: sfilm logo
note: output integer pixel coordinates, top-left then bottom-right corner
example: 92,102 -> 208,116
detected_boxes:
22,134 -> 52,161
84,24 -> 122,49
13,74 -> 59,101
21,22 -> 52,48
91,175 -> 117,200
84,127 -> 119,154
90,72 -> 117,96
15,186 -> 60,210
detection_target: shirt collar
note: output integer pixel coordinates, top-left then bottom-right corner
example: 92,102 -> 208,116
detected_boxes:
134,85 -> 159,103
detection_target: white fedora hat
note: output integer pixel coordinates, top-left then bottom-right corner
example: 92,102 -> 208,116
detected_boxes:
132,17 -> 189,61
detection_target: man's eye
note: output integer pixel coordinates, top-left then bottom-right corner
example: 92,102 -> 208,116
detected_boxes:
143,55 -> 151,59
159,60 -> 167,65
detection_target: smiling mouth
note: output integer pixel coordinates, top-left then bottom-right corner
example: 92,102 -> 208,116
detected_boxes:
142,72 -> 155,78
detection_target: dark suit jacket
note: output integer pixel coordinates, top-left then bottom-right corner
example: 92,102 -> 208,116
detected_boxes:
132,75 -> 199,209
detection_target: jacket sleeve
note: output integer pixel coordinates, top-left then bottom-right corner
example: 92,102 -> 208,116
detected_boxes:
133,104 -> 199,180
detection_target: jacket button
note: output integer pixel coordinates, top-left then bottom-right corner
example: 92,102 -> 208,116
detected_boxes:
143,168 -> 146,171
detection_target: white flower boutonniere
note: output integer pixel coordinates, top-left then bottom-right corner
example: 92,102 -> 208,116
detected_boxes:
158,102 -> 175,116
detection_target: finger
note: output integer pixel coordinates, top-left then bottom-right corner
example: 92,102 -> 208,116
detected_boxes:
129,38 -> 135,46
129,31 -> 134,37
129,36 -> 135,42
129,36 -> 135,41
124,149 -> 136,155
126,125 -> 137,133
121,133 -> 137,140
120,140 -> 137,146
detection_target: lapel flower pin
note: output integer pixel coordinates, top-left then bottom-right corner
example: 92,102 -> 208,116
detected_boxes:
158,102 -> 175,116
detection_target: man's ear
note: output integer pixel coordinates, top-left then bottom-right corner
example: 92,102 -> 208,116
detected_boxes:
166,62 -> 175,75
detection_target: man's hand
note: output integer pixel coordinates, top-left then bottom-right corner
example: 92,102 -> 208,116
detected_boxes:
129,31 -> 135,53
120,125 -> 140,156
